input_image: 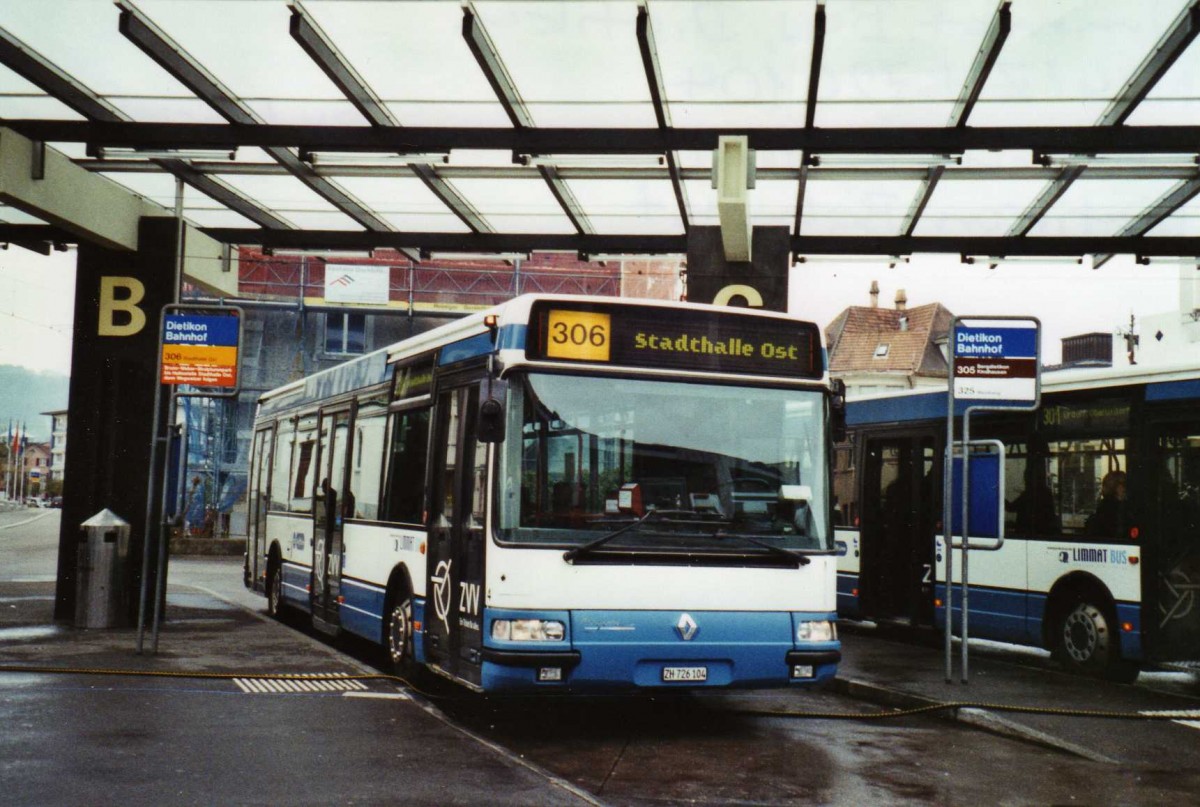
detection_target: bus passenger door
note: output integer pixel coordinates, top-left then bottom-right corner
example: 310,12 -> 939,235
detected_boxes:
1147,420 -> 1200,660
425,382 -> 487,687
313,408 -> 351,630
862,435 -> 937,624
247,427 -> 272,589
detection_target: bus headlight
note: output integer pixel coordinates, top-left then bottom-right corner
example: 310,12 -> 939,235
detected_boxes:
797,620 -> 836,642
491,619 -> 566,642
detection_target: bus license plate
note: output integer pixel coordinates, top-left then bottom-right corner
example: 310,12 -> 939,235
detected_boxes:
662,666 -> 707,682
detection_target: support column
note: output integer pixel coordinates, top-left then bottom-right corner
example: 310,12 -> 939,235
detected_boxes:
54,217 -> 178,623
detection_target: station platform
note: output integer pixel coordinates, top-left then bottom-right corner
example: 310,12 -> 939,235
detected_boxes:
2,565 -> 1199,804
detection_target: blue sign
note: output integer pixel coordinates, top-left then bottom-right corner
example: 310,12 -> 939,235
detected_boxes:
164,314 -> 240,346
954,326 -> 1037,359
950,453 -> 1001,539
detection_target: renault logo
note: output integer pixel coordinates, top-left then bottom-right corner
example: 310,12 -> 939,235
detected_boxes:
676,613 -> 698,641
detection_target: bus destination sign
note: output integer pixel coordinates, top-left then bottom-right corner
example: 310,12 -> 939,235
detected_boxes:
531,302 -> 822,379
161,313 -> 240,387
952,324 -> 1038,402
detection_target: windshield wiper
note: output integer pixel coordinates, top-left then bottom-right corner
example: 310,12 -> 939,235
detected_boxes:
562,509 -> 670,563
710,530 -> 811,566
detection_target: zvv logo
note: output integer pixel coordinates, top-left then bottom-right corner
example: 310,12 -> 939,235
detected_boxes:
431,560 -> 453,632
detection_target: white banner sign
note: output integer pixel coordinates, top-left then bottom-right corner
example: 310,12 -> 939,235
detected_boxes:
324,264 -> 390,305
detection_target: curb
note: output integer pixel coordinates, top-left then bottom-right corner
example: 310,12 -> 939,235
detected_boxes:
831,676 -> 1114,763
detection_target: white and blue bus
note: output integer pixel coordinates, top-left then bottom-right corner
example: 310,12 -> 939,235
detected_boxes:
834,362 -> 1200,680
245,294 -> 842,693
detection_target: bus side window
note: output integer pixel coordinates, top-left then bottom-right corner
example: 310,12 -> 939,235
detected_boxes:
270,419 -> 295,511
832,438 -> 857,528
291,438 -> 316,514
350,402 -> 387,521
383,407 -> 431,525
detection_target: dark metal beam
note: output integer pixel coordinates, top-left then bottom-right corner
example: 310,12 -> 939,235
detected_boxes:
462,6 -> 532,130
901,166 -> 945,237
12,119 -> 1200,156
795,2 -> 825,236
1100,0 -> 1200,126
460,6 -> 587,235
0,223 -> 73,243
408,164 -> 491,233
1093,173 -> 1200,267
1007,165 -> 1085,236
117,1 -> 391,232
198,227 -> 1200,259
0,21 -> 291,231
637,6 -> 689,232
948,1 -> 1011,127
289,5 -> 397,128
538,165 -> 593,234
0,26 -> 124,122
805,2 -> 826,129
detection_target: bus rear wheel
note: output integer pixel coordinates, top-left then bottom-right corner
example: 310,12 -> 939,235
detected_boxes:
266,560 -> 284,619
1053,600 -> 1137,682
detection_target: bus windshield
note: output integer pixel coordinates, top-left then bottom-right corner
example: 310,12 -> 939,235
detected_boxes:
497,372 -> 831,554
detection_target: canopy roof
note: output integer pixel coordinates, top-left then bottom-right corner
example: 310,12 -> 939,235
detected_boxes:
1,0 -> 1198,262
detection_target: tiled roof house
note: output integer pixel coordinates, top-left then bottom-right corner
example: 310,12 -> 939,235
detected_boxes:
825,283 -> 954,396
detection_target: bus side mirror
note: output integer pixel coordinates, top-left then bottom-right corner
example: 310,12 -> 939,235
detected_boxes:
477,379 -> 508,443
830,378 -> 847,443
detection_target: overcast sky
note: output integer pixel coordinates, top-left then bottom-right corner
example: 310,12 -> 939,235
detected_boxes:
0,249 -> 75,376
0,245 -> 1187,375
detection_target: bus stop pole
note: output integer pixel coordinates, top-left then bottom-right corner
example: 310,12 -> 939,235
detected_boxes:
961,412 -> 972,683
944,386 -> 955,683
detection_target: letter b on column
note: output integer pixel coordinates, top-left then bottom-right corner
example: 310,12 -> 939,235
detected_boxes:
98,276 -> 147,336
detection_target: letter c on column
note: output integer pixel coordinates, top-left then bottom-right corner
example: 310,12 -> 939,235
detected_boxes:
711,284 -> 764,308
98,276 -> 147,336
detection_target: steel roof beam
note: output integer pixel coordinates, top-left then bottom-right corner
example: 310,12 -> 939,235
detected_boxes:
117,1 -> 390,233
948,1 -> 1011,127
0,23 -> 289,230
1093,173 -> 1200,268
198,228 -> 1200,259
15,119 -> 1200,155
461,6 -> 588,234
904,2 -> 1008,236
1009,2 -> 1197,236
795,1 -> 825,236
636,5 -> 689,232
289,3 -> 396,128
1100,1 -> 1200,126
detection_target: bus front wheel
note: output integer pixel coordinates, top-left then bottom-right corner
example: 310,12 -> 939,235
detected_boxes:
1053,600 -> 1137,682
385,591 -> 416,677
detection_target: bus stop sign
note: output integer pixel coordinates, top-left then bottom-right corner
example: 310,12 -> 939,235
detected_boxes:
952,324 -> 1038,402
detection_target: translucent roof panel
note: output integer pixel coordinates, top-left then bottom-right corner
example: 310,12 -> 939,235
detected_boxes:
973,0 -> 1193,126
472,1 -> 656,128
800,179 -> 923,236
684,179 -> 800,229
303,1 -> 509,126
448,178 -> 575,235
182,207 -> 259,230
1146,193 -> 1200,238
913,179 -> 1049,237
0,66 -> 82,120
1029,179 -> 1181,237
1,1 -> 196,98
98,171 -> 182,209
107,97 -> 228,124
649,0 -> 815,128
1124,31 -> 1200,127
0,205 -> 48,225
333,176 -> 473,234
564,179 -> 685,235
817,0 -> 998,127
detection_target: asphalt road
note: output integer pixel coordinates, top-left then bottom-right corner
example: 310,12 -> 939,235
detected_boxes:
5,508 -> 1200,805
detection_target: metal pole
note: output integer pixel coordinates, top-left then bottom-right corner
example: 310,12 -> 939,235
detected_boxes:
961,410 -> 972,683
149,176 -> 187,653
136,316 -> 167,654
943,384 -> 955,683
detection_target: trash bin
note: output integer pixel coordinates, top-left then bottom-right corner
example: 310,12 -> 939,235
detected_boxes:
76,509 -> 131,628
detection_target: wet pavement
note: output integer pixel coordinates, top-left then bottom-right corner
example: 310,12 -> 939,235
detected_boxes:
3,508 -> 1200,805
